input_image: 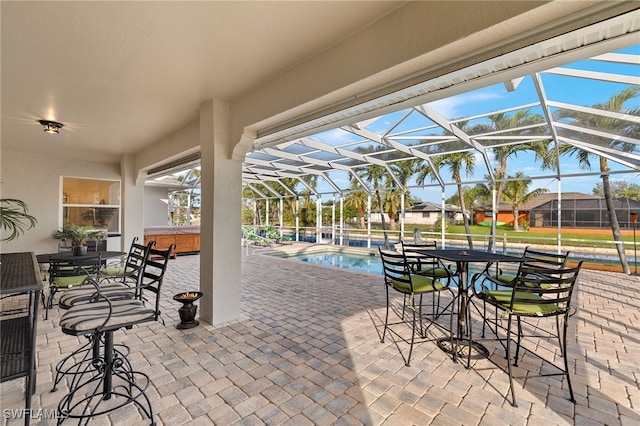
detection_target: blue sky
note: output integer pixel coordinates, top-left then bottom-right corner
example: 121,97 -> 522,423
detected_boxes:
306,44 -> 640,204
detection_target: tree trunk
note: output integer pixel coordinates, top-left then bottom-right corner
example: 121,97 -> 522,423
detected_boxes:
388,212 -> 396,230
376,188 -> 389,250
458,183 -> 474,249
512,208 -> 520,231
358,207 -> 366,229
601,157 -> 630,274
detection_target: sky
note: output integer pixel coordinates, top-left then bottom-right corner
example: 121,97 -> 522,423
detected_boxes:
300,44 -> 640,204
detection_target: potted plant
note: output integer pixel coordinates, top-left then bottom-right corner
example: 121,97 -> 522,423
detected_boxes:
52,223 -> 105,256
1,198 -> 37,241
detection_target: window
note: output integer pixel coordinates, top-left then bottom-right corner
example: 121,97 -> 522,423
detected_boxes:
62,177 -> 120,234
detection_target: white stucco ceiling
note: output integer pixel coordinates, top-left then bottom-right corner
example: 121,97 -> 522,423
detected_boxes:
1,1 -> 402,161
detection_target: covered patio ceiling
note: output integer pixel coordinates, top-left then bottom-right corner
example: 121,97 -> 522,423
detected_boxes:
144,10 -> 640,197
242,44 -> 639,198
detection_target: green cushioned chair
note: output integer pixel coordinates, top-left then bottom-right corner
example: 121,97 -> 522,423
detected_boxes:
473,262 -> 583,407
378,248 -> 456,367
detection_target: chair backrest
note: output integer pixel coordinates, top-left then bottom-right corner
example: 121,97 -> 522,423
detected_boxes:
122,238 -> 155,283
139,244 -> 175,319
379,248 -> 413,293
399,241 -> 442,273
522,246 -> 570,270
510,261 -> 583,316
49,256 -> 100,282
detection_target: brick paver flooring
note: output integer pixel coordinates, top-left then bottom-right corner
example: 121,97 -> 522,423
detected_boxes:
2,243 -> 639,425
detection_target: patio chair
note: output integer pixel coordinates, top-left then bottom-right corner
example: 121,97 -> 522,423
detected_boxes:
472,261 -> 582,407
378,248 -> 455,366
58,238 -> 154,309
55,245 -> 174,424
478,246 -> 570,288
471,247 -> 571,338
52,241 -> 166,392
44,255 -> 100,319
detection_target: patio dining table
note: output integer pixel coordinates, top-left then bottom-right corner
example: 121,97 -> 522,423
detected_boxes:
36,250 -> 126,265
417,248 -> 531,365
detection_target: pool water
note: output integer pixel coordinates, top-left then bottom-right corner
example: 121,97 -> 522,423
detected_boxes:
291,252 -> 384,275
285,251 -> 494,290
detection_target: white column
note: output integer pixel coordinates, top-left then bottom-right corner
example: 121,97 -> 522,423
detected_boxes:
295,198 -> 299,242
266,199 -> 270,226
331,195 -> 336,245
367,195 -> 372,249
339,197 -> 344,246
279,198 -> 284,238
119,154 -> 144,252
316,195 -> 321,244
199,99 -> 242,325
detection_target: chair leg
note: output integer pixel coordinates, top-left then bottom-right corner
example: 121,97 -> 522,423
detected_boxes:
562,314 -> 575,403
406,295 -> 417,367
514,317 -> 523,367
381,287 -> 390,343
505,315 -> 518,407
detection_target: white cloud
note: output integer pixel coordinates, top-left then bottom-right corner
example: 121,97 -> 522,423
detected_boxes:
429,90 -> 502,119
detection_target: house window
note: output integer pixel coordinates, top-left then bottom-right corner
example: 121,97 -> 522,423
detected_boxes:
61,177 -> 120,234
422,212 -> 430,218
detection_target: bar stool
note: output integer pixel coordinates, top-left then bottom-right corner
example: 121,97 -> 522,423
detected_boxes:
54,245 -> 173,425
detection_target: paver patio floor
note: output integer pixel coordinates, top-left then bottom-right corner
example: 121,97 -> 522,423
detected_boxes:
2,243 -> 639,425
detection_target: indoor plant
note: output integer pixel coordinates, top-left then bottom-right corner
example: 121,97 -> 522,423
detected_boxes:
1,198 -> 37,241
52,223 -> 105,256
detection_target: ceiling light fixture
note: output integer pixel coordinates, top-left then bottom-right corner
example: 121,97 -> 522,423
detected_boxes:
38,119 -> 64,134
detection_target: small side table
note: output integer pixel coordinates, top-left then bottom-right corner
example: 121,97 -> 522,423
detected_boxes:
173,292 -> 203,329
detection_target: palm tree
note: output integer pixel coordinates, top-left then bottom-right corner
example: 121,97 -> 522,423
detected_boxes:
389,158 -> 419,233
383,188 -> 401,230
418,151 -> 476,248
356,162 -> 391,249
477,111 -> 546,203
556,87 -> 639,274
501,172 -> 549,231
344,180 -> 368,229
300,175 -> 318,228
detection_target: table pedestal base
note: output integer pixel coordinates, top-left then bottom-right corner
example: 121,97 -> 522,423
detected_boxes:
437,337 -> 489,363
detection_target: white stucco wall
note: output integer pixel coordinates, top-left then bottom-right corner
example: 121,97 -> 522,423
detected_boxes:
0,150 -> 120,254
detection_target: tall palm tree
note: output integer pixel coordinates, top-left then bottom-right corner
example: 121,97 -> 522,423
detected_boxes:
356,162 -> 391,249
418,151 -> 476,248
344,179 -> 368,229
556,87 -> 639,274
501,172 -> 549,231
383,188 -> 401,230
300,175 -> 318,228
478,111 -> 546,203
389,158 -> 419,233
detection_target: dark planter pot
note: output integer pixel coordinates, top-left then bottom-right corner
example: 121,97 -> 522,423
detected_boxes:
72,245 -> 88,256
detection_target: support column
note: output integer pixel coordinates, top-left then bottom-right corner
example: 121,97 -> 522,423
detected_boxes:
120,154 -> 145,251
199,99 -> 242,325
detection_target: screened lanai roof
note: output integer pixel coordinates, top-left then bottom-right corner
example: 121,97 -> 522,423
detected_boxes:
242,42 -> 640,199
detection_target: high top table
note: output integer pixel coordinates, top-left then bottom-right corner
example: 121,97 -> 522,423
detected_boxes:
417,249 -> 530,365
1,252 -> 42,426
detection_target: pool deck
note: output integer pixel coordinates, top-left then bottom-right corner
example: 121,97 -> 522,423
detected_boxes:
2,242 -> 639,425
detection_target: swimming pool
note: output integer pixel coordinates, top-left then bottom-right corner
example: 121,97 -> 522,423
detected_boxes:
288,251 -> 383,275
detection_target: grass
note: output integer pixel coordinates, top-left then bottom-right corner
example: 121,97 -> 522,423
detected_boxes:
368,224 -> 634,249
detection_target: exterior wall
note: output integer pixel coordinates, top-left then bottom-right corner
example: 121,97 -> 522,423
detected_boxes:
144,186 -> 170,226
0,150 -> 120,254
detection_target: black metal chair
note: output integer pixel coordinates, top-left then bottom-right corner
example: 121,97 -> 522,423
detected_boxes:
54,245 -> 174,425
378,248 -> 455,366
58,238 -> 154,309
472,261 -> 582,407
52,239 -> 154,391
44,255 -> 100,319
480,246 -> 570,288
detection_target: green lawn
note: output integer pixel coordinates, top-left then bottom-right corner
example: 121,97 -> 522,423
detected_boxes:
412,224 -> 633,248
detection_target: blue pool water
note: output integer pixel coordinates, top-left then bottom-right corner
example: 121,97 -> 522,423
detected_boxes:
290,252 -> 384,275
